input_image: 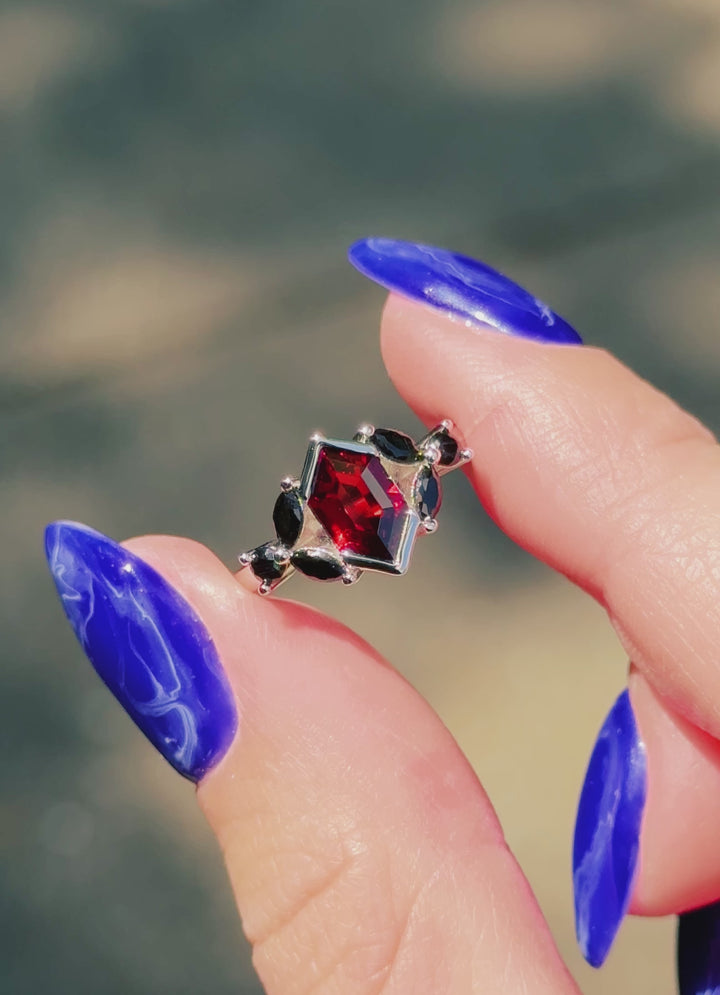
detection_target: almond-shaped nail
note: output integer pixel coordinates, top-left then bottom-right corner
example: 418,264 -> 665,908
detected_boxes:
572,689 -> 647,967
348,237 -> 582,344
678,902 -> 720,995
44,521 -> 237,781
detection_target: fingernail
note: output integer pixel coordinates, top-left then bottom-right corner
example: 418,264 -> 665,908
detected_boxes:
572,689 -> 647,967
348,237 -> 582,344
678,901 -> 720,995
44,521 -> 237,782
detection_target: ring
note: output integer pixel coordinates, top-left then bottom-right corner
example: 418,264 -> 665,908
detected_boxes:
238,420 -> 471,594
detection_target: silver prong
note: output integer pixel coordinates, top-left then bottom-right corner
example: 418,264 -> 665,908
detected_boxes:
310,431 -> 325,443
353,423 -> 375,443
419,421 -> 452,447
280,476 -> 296,492
273,545 -> 291,565
237,551 -> 254,567
257,563 -> 297,597
342,565 -> 361,585
458,447 -> 473,464
421,517 -> 438,534
422,443 -> 442,465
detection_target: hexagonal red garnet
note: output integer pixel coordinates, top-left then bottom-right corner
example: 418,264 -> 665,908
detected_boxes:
308,445 -> 408,564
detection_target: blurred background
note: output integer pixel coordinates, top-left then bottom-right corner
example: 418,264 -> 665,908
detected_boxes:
3,0 -> 720,991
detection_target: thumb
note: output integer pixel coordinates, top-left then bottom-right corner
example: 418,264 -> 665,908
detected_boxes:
45,522 -> 578,995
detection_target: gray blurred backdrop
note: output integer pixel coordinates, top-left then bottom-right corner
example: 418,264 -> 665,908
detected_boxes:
3,1 -> 720,992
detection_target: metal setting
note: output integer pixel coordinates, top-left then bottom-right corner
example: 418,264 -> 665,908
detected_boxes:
238,420 -> 472,595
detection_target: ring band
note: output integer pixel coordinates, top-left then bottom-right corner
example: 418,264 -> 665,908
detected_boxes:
238,420 -> 472,594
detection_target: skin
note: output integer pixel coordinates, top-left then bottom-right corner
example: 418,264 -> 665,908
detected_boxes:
123,294 -> 720,993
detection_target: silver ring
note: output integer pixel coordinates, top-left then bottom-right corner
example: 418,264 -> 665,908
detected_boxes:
238,420 -> 472,594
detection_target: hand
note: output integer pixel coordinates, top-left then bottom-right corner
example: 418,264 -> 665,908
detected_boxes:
45,240 -> 720,994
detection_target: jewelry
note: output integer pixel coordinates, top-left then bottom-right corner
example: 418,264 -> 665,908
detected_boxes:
238,421 -> 472,594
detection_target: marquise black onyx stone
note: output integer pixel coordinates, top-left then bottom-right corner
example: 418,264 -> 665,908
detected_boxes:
291,548 -> 344,581
433,430 -> 459,467
273,490 -> 304,545
370,428 -> 418,463
250,542 -> 287,582
415,466 -> 442,518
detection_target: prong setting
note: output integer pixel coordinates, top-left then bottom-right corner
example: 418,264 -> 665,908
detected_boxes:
353,423 -> 375,444
342,565 -> 361,585
422,443 -> 442,465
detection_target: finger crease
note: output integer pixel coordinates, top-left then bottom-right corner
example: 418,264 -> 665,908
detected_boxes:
250,855 -> 353,950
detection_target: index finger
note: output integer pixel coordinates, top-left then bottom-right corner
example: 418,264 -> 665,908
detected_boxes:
374,276 -> 720,971
380,293 -> 720,739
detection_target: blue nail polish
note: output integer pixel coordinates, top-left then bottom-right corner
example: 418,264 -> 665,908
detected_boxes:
572,689 -> 647,967
348,237 -> 582,344
44,521 -> 237,781
678,902 -> 720,995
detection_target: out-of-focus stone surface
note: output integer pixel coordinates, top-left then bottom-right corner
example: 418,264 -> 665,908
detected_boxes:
4,1 -> 720,991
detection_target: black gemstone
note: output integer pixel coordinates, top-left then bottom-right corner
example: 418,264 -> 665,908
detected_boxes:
434,431 -> 459,467
415,467 -> 442,518
370,428 -> 418,463
273,490 -> 304,545
291,548 -> 344,581
250,542 -> 287,582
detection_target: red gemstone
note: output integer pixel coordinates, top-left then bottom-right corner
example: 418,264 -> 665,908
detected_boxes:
308,445 -> 408,563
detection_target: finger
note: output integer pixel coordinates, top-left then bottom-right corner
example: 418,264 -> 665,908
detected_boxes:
359,246 -> 720,969
380,294 -> 719,738
379,292 -> 720,883
45,521 -> 580,995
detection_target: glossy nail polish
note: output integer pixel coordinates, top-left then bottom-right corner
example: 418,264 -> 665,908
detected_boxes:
572,689 -> 647,967
45,521 -> 237,781
348,237 -> 582,344
678,902 -> 720,995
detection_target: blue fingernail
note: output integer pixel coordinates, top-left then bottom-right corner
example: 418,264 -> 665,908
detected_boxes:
678,901 -> 720,995
44,521 -> 237,782
572,689 -> 647,967
348,237 -> 582,344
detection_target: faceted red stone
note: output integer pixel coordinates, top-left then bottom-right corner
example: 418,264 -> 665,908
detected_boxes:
308,445 -> 408,563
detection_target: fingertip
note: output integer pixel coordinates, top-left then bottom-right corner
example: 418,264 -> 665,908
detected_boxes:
380,293 -> 498,429
629,671 -> 720,916
380,292 -> 574,428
